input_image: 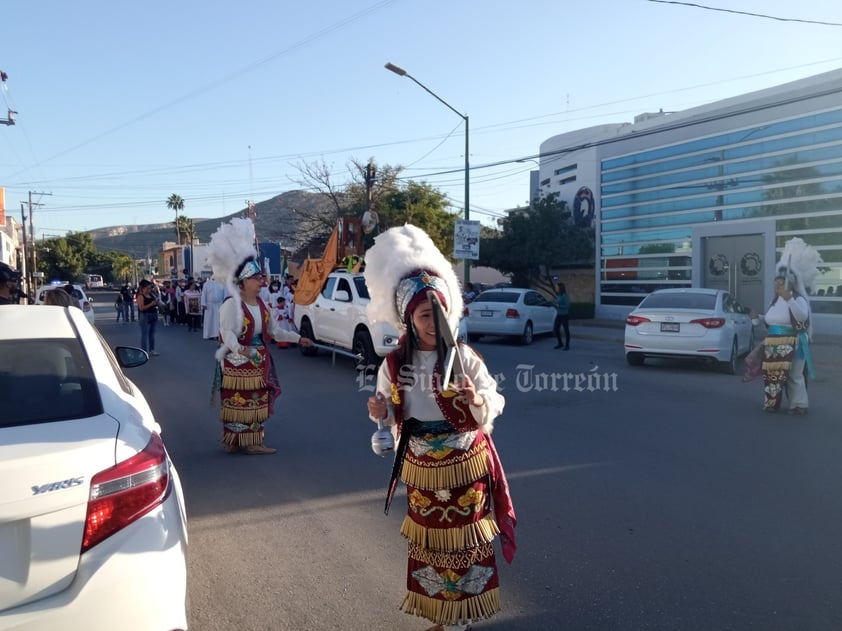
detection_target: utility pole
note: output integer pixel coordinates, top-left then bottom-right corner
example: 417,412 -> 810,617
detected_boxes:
0,70 -> 16,126
20,202 -> 29,296
28,191 -> 51,284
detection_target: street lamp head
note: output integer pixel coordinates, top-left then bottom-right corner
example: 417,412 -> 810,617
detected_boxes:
384,62 -> 407,77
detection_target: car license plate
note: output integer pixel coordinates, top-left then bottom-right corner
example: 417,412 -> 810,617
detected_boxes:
480,310 -> 493,317
660,322 -> 680,332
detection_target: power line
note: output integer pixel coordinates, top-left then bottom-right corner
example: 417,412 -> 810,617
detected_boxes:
645,0 -> 842,27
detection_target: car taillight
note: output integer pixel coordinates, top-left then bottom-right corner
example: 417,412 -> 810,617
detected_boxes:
463,307 -> 469,316
82,433 -> 171,553
505,308 -> 519,318
625,315 -> 650,326
690,317 -> 725,329
82,301 -> 92,312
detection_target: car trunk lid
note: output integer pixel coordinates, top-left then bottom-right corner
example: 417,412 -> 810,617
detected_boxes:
634,308 -> 715,337
0,416 -> 119,612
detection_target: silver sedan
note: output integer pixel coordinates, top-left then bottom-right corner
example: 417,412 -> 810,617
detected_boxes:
464,288 -> 556,345
624,287 -> 755,373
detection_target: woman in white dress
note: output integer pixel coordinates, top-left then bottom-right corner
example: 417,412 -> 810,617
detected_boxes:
201,277 -> 225,340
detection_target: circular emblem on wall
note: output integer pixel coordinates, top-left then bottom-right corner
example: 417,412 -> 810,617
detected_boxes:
740,252 -> 761,277
708,254 -> 729,276
573,186 -> 596,227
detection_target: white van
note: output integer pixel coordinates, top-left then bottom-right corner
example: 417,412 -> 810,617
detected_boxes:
85,274 -> 105,289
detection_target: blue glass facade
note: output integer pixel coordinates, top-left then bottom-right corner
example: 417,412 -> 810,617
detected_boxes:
599,105 -> 842,314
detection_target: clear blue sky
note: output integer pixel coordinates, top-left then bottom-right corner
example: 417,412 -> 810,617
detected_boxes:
2,0 -> 841,238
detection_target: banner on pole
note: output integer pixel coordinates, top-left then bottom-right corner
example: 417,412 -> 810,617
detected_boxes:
453,220 -> 480,260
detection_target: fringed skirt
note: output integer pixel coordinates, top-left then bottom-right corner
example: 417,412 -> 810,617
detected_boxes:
398,421 -> 501,626
219,344 -> 281,447
762,331 -> 796,411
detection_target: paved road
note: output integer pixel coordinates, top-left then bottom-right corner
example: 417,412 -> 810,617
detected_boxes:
94,299 -> 842,631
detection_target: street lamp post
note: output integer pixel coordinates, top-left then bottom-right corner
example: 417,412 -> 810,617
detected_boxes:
385,62 -> 471,286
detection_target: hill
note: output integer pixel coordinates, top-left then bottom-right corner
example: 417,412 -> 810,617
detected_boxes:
88,190 -> 336,258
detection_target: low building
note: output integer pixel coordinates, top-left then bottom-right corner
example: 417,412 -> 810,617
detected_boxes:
533,68 -> 842,334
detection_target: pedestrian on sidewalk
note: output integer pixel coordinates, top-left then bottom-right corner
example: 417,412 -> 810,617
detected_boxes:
553,282 -> 570,350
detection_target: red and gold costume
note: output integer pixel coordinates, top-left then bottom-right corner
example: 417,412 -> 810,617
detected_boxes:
377,347 -> 515,628
216,298 -> 299,448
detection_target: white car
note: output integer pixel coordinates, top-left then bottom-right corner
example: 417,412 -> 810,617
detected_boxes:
0,304 -> 188,631
295,270 -> 400,365
35,283 -> 96,325
624,287 -> 755,374
463,287 -> 556,344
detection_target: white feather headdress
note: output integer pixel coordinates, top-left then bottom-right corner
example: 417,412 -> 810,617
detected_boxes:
205,217 -> 258,341
776,237 -> 823,297
365,224 -> 463,333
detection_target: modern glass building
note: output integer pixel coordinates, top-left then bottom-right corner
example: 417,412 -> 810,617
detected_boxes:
537,69 -> 842,334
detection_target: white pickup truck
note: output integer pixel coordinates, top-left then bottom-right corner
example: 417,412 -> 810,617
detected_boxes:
294,270 -> 400,366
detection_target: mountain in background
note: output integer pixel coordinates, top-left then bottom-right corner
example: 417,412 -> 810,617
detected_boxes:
88,190 -> 335,258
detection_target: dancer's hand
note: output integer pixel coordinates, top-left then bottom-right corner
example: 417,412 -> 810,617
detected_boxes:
456,376 -> 483,407
368,392 -> 387,421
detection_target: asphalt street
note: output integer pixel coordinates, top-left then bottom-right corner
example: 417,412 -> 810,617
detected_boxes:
92,294 -> 842,631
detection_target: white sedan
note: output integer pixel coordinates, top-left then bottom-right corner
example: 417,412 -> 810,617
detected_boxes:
463,288 -> 556,344
624,287 -> 755,374
0,304 -> 188,631
35,283 -> 96,325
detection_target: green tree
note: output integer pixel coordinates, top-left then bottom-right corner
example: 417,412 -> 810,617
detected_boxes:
94,250 -> 136,284
65,231 -> 97,266
479,192 -> 594,287
166,194 -> 185,244
38,237 -> 86,281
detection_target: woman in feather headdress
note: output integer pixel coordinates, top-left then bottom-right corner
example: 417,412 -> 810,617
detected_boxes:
206,218 -> 313,455
365,225 -> 515,631
751,238 -> 821,415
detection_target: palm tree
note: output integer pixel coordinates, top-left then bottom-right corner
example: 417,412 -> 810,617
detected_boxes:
166,194 -> 185,244
176,215 -> 195,244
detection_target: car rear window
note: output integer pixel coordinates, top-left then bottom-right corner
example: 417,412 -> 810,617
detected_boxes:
0,338 -> 102,428
639,293 -> 716,310
473,291 -> 518,304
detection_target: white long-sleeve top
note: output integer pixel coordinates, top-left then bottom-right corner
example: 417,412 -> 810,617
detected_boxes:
763,295 -> 809,327
373,347 -> 505,435
218,298 -> 302,355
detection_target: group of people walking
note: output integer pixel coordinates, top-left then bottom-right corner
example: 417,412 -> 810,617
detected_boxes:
116,277 -> 228,356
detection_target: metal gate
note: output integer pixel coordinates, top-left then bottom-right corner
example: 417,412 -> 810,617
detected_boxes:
702,234 -> 765,313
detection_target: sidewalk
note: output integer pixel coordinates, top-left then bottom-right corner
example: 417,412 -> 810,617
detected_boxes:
568,317 -> 841,382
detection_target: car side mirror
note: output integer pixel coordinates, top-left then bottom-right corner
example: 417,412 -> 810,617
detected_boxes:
115,346 -> 149,368
334,289 -> 351,302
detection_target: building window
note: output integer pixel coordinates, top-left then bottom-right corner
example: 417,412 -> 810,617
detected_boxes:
554,164 -> 577,176
598,107 -> 842,308
559,175 -> 577,185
